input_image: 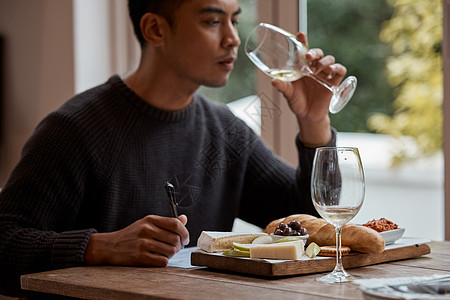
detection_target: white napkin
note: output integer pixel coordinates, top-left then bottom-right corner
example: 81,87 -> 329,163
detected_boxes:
355,274 -> 450,299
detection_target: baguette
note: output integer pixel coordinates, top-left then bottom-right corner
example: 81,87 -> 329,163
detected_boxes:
264,214 -> 385,254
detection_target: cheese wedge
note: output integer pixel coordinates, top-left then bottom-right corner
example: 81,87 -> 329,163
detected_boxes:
197,231 -> 268,252
250,240 -> 305,260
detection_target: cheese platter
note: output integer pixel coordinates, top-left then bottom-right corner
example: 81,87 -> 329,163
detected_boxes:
191,239 -> 431,277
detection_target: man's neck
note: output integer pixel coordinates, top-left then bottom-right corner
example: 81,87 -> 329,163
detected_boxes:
124,57 -> 198,111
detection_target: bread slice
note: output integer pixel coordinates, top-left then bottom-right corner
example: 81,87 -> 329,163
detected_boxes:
197,231 -> 268,252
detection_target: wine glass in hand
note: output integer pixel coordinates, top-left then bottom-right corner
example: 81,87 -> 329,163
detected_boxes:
245,23 -> 357,114
311,147 -> 365,283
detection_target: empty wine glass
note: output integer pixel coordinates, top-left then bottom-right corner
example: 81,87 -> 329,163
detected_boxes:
245,23 -> 357,114
311,147 -> 365,283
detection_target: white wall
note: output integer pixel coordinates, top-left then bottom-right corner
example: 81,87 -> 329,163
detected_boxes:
339,133 -> 444,241
73,0 -> 113,92
73,0 -> 139,93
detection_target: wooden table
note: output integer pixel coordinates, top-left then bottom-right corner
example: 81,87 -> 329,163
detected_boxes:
20,241 -> 450,300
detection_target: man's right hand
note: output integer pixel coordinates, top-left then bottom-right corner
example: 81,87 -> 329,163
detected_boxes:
84,214 -> 189,267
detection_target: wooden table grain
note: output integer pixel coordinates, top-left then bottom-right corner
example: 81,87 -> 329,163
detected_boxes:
20,241 -> 450,300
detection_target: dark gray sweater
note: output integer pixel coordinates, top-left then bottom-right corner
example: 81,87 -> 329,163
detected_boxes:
0,75 -> 335,297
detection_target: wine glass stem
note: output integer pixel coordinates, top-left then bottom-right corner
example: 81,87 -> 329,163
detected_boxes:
334,226 -> 344,273
308,73 -> 338,95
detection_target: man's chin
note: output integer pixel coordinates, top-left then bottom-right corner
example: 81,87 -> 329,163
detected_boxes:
200,76 -> 230,88
203,82 -> 227,88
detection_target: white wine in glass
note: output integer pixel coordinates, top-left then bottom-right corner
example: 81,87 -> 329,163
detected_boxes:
245,23 -> 357,114
311,147 -> 365,283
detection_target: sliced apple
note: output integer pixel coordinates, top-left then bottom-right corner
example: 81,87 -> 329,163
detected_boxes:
223,249 -> 250,257
232,242 -> 253,252
251,235 -> 273,244
273,236 -> 301,243
305,242 -> 321,258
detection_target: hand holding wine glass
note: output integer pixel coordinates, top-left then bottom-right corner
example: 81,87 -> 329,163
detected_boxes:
311,147 -> 365,283
245,23 -> 357,114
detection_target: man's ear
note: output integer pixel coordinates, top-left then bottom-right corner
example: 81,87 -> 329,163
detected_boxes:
140,12 -> 169,46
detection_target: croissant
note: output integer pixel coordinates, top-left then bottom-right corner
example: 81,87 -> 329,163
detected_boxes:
264,214 -> 385,254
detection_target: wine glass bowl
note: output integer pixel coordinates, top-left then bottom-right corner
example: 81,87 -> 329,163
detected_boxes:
245,23 -> 357,114
311,147 -> 365,283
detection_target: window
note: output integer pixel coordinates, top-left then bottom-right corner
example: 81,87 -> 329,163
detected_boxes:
308,0 -> 444,240
226,1 -> 445,239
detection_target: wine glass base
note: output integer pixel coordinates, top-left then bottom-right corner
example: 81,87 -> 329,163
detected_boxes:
316,269 -> 357,283
329,76 -> 357,114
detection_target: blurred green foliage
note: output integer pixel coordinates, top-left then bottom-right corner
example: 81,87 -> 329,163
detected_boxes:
307,0 -> 395,132
366,0 -> 443,165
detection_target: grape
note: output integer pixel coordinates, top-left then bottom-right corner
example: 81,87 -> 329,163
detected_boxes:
278,223 -> 288,230
274,221 -> 308,236
288,221 -> 301,230
274,228 -> 283,235
283,227 -> 294,236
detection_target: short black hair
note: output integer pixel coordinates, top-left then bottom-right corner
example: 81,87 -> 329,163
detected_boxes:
128,0 -> 185,47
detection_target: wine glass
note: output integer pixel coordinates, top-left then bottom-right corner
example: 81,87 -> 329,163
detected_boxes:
311,147 -> 365,283
245,23 -> 357,114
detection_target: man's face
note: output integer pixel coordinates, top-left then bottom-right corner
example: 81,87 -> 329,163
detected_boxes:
163,0 -> 241,88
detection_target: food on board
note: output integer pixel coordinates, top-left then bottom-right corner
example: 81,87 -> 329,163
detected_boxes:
222,249 -> 251,257
305,242 -> 321,258
362,218 -> 399,232
249,240 -> 305,260
251,235 -> 274,244
317,245 -> 351,257
197,214 -> 389,261
273,220 -> 308,236
222,239 -> 305,260
273,236 -> 303,243
196,231 -> 306,260
197,231 -> 268,252
264,214 -> 385,254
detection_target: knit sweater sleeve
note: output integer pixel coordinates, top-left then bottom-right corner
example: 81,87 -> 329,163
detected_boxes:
0,113 -> 97,297
238,129 -> 337,229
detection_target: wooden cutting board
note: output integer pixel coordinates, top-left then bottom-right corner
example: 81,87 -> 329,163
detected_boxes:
190,239 -> 431,277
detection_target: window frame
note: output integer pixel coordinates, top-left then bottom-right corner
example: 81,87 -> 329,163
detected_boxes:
257,0 -> 301,166
443,0 -> 450,240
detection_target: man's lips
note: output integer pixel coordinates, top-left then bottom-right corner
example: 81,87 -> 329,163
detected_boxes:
218,56 -> 236,71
